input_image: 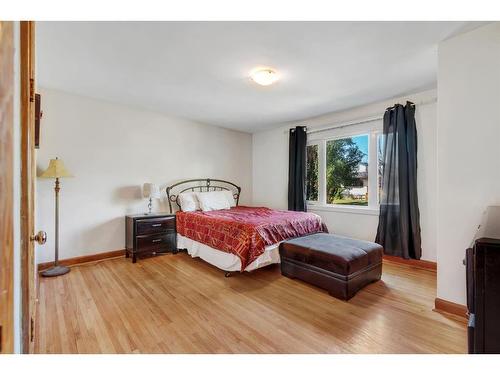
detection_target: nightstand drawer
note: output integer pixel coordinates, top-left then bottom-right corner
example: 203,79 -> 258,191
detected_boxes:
136,233 -> 176,253
136,217 -> 175,235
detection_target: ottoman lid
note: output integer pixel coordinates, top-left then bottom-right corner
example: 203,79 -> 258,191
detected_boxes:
280,233 -> 383,275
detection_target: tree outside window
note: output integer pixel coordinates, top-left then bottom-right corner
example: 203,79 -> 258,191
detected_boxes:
306,144 -> 318,201
326,135 -> 368,206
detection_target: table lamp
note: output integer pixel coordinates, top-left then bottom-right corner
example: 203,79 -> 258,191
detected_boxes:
143,183 -> 160,214
39,157 -> 73,277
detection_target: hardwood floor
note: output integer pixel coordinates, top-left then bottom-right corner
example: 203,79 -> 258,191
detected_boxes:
35,253 -> 466,353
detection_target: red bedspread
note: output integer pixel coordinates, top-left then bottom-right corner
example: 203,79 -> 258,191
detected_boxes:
176,206 -> 327,271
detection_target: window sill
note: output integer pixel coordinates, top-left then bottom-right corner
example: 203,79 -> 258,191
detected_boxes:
307,204 -> 380,216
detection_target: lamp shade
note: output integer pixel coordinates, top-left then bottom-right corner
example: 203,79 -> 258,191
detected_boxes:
143,183 -> 161,199
40,157 -> 73,178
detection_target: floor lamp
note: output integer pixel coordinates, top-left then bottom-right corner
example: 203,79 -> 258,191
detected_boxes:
40,157 -> 73,277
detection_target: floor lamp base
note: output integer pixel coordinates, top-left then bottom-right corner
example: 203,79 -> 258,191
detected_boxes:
41,265 -> 71,277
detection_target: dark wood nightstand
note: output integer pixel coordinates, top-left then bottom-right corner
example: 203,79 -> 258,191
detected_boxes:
125,213 -> 177,263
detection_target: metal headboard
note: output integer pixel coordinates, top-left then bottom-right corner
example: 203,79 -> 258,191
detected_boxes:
166,178 -> 241,213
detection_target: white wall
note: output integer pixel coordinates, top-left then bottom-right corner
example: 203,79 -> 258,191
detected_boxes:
36,88 -> 252,263
253,89 -> 438,261
436,23 -> 500,305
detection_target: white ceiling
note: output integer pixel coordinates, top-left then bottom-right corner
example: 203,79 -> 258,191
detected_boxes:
37,21 -> 481,133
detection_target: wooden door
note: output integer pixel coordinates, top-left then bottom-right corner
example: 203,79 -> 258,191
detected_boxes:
0,21 -> 15,354
20,21 -> 38,354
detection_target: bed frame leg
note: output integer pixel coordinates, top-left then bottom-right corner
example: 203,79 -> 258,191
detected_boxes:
224,271 -> 232,278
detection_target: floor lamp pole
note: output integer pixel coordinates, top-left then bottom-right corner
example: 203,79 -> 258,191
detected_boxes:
55,177 -> 60,265
41,177 -> 70,277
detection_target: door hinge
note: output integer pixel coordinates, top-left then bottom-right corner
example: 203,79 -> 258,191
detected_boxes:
30,317 -> 34,342
29,78 -> 35,102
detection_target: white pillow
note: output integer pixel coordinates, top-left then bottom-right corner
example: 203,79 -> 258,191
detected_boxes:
178,192 -> 200,212
196,191 -> 231,212
222,190 -> 237,207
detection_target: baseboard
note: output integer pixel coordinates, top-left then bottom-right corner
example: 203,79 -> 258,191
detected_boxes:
37,249 -> 126,272
434,297 -> 468,321
383,255 -> 437,271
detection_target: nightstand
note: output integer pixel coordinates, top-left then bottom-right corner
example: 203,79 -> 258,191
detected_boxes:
125,213 -> 177,263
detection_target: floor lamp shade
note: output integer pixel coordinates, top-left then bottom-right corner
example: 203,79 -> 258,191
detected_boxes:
39,157 -> 73,277
40,157 -> 73,178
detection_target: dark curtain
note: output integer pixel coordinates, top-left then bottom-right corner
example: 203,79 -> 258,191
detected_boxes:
288,126 -> 307,211
375,102 -> 422,259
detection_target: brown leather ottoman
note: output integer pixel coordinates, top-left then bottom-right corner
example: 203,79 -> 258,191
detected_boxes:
279,233 -> 383,300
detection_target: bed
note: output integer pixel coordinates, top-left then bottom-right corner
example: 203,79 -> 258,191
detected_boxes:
166,179 -> 327,275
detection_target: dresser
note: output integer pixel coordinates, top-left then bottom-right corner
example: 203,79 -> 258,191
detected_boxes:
466,206 -> 500,353
125,213 -> 177,263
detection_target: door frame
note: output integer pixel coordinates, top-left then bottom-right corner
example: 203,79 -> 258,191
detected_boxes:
20,20 -> 36,354
0,20 -> 15,355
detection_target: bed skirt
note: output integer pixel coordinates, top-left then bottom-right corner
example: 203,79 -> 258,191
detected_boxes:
177,234 -> 281,272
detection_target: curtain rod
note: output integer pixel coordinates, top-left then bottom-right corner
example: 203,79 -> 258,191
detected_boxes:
286,97 -> 437,135
307,115 -> 381,135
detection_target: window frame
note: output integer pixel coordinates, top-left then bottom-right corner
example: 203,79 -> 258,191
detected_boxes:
306,120 -> 382,215
375,131 -> 384,206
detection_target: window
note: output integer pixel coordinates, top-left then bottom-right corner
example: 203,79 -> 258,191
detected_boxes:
306,119 -> 382,210
326,135 -> 368,206
306,144 -> 319,201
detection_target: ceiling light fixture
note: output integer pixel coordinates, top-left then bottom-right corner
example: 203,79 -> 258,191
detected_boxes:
250,67 -> 279,86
